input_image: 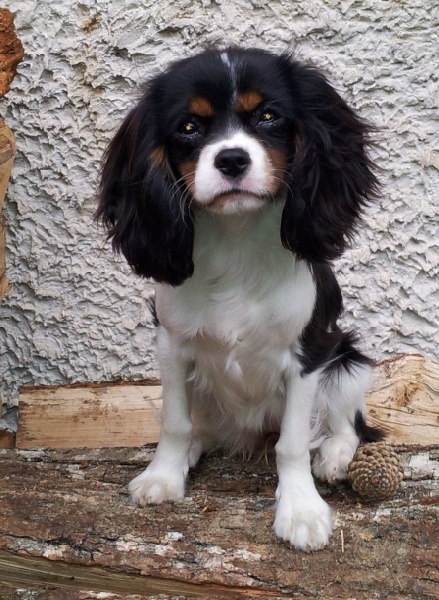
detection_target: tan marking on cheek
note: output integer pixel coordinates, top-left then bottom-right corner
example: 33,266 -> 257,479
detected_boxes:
235,91 -> 263,113
188,97 -> 215,117
265,148 -> 288,194
178,161 -> 197,195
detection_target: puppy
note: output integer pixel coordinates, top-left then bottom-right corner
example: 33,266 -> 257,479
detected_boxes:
97,47 -> 383,552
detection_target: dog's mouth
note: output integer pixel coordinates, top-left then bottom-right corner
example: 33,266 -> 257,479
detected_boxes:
214,188 -> 260,199
204,190 -> 268,214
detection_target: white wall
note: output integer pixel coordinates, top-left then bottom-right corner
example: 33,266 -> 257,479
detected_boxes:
1,0 -> 438,411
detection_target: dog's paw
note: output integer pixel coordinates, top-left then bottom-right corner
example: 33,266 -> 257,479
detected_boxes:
312,434 -> 358,483
128,467 -> 185,506
274,490 -> 333,552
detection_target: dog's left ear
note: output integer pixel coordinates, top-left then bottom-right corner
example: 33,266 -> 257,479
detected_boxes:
281,61 -> 379,263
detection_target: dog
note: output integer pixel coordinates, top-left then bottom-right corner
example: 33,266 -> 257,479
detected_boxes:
97,46 -> 383,552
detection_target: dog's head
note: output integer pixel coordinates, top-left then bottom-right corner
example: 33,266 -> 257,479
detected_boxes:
97,47 -> 379,285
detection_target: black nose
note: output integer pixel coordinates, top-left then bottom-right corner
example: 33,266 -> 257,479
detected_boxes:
214,148 -> 251,179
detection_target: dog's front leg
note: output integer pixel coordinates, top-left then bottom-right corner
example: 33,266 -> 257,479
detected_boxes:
129,327 -> 192,505
274,370 -> 333,551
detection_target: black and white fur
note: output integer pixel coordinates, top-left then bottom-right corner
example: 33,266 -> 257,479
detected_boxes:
97,47 -> 383,552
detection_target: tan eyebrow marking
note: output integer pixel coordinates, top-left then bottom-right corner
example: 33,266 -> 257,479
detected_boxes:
188,96 -> 215,117
235,91 -> 263,113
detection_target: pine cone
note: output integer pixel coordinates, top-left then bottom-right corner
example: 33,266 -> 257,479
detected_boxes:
348,442 -> 403,501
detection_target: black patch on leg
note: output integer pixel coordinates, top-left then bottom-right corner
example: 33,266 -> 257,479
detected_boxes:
354,410 -> 385,443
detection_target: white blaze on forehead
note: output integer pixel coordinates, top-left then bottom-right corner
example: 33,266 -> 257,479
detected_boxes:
220,51 -> 232,69
220,50 -> 238,100
193,130 -> 271,205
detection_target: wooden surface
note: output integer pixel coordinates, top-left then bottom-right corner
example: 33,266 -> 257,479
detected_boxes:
0,8 -> 23,303
0,445 -> 438,599
17,354 -> 439,449
0,8 -> 24,98
10,355 -> 439,597
0,118 -> 15,301
0,428 -> 15,449
17,381 -> 162,449
367,355 -> 439,444
17,382 -> 162,448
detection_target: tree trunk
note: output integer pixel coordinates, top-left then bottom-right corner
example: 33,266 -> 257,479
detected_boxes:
1,445 -> 438,598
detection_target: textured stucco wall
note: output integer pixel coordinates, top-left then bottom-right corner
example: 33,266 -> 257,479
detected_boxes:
1,0 -> 438,412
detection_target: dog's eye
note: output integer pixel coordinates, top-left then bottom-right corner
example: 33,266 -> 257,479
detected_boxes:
259,110 -> 278,124
179,121 -> 199,136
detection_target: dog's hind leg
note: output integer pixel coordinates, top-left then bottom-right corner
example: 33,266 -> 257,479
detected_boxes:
312,346 -> 383,483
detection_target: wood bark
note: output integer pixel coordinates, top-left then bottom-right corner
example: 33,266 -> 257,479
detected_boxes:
0,9 -> 23,445
0,445 -> 438,599
0,8 -> 24,98
0,118 -> 15,302
0,8 -> 23,303
0,120 -> 17,447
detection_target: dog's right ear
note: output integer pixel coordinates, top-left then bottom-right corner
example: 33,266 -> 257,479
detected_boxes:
96,93 -> 194,286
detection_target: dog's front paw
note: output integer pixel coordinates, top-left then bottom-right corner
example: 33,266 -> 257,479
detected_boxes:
312,434 -> 358,482
274,491 -> 333,552
128,467 -> 186,506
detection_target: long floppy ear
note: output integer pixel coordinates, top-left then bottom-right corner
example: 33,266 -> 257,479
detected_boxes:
96,95 -> 194,286
281,61 -> 379,263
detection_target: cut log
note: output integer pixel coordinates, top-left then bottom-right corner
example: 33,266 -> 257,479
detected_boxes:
17,381 -> 162,449
0,8 -> 24,98
0,118 -> 15,300
0,390 -> 15,448
0,8 -> 23,301
17,355 -> 439,449
367,354 -> 439,445
0,446 -> 438,598
0,428 -> 15,449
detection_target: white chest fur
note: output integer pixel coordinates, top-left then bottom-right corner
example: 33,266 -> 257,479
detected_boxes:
155,203 -> 316,423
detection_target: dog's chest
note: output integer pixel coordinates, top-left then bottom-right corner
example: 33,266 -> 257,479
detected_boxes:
186,264 -> 315,409
156,207 -> 316,399
158,255 -> 315,395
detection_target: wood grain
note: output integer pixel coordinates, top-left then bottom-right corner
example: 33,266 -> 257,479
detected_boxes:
367,354 -> 439,444
17,382 -> 162,449
17,355 -> 439,449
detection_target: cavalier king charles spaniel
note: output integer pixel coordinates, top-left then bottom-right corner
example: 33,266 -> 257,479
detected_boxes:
97,47 -> 383,552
